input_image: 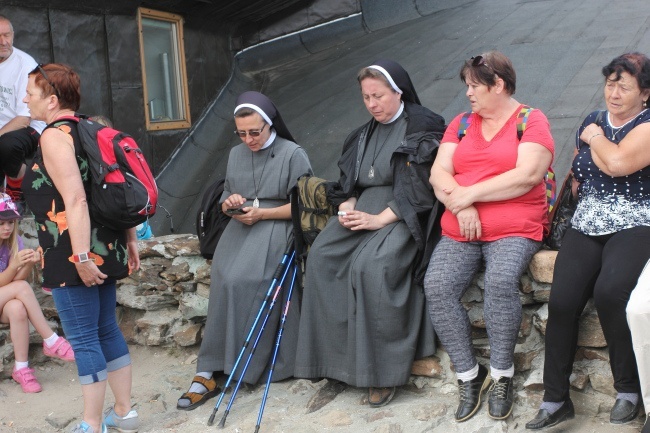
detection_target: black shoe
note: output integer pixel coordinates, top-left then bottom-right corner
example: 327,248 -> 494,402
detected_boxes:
488,376 -> 514,419
525,400 -> 575,430
642,417 -> 650,433
610,397 -> 641,424
455,363 -> 490,422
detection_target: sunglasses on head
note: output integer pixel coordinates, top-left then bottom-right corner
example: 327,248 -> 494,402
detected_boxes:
471,55 -> 490,68
34,63 -> 60,98
234,123 -> 267,138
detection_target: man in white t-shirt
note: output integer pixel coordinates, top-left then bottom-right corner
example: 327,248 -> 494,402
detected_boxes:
0,15 -> 45,210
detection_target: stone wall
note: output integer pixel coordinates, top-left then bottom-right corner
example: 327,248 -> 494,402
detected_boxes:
1,232 -> 616,412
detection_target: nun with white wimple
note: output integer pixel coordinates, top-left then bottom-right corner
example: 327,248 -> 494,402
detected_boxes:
177,91 -> 312,410
295,60 -> 446,407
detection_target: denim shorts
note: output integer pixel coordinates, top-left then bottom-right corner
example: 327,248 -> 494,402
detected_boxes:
52,280 -> 131,384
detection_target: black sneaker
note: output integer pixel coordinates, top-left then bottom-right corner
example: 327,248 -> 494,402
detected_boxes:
455,363 -> 490,422
642,417 -> 650,433
488,376 -> 514,419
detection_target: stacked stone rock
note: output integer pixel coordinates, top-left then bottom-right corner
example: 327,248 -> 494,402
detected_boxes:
1,227 -> 618,416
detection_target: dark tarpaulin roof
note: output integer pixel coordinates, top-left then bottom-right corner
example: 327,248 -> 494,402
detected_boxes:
1,0 -> 313,30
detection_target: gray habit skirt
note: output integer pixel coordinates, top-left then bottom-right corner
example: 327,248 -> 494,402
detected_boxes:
295,185 -> 435,387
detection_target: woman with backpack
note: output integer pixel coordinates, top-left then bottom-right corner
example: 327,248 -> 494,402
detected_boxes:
295,59 -> 445,407
424,51 -> 554,423
22,63 -> 140,433
176,91 -> 312,410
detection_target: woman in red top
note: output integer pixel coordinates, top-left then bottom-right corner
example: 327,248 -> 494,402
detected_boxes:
424,51 -> 554,423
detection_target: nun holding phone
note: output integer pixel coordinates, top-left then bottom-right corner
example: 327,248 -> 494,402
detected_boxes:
177,91 -> 312,411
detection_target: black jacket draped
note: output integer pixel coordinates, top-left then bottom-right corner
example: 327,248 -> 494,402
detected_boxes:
327,101 -> 446,283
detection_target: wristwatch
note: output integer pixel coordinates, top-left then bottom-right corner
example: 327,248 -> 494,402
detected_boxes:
70,252 -> 93,263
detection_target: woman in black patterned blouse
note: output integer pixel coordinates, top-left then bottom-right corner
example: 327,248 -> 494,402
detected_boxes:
527,52 -> 650,430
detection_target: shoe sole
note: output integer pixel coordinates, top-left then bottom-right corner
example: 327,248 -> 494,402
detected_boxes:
526,410 -> 575,429
456,375 -> 491,422
106,427 -> 138,433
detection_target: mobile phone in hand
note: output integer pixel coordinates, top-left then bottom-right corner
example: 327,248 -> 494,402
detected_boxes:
225,207 -> 246,215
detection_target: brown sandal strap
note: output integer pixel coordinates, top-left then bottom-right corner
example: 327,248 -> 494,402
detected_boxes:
190,375 -> 217,392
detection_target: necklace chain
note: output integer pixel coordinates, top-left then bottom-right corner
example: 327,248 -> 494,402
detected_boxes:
368,125 -> 393,179
251,144 -> 273,207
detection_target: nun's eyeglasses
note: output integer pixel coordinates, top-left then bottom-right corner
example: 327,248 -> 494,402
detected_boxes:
234,123 -> 267,138
471,55 -> 491,69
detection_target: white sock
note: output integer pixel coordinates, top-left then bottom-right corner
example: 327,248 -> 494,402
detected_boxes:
188,371 -> 213,393
43,333 -> 60,348
457,364 -> 479,382
14,361 -> 29,371
490,364 -> 514,380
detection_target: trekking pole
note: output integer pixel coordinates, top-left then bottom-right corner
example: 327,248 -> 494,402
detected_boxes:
217,261 -> 295,429
254,264 -> 298,433
207,243 -> 295,426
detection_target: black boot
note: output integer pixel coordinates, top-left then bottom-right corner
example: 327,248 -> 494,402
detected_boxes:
488,376 -> 514,419
525,400 -> 575,429
455,363 -> 489,422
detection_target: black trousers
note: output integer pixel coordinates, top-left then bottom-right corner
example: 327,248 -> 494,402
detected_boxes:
0,126 -> 39,178
543,226 -> 650,402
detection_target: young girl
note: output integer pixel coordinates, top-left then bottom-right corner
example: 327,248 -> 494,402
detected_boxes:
0,193 -> 74,393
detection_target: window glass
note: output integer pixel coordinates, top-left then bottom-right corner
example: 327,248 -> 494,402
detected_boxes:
138,9 -> 191,130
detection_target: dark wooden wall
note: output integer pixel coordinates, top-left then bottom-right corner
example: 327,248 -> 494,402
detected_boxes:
3,3 -> 233,174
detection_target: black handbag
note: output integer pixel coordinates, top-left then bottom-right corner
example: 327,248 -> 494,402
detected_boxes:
545,172 -> 578,250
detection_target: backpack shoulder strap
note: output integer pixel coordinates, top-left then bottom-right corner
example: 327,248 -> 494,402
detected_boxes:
457,111 -> 473,140
516,105 -> 533,141
45,115 -> 79,130
291,173 -> 309,264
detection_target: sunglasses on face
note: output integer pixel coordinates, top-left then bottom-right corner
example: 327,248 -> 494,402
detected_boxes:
234,123 -> 267,138
35,64 -> 60,98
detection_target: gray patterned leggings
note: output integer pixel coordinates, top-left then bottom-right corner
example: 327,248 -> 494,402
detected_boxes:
424,236 -> 540,374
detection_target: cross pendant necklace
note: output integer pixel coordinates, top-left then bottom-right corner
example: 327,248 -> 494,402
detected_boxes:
368,127 -> 392,180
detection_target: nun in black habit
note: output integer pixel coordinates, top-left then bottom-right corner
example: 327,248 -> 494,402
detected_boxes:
295,60 -> 446,407
177,91 -> 312,410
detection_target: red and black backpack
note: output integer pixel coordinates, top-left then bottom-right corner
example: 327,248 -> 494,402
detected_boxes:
52,114 -> 158,230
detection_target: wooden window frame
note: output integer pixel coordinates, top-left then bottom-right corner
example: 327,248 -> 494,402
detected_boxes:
137,8 -> 191,131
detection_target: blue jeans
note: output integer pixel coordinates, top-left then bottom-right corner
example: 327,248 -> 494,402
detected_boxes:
52,280 -> 131,384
